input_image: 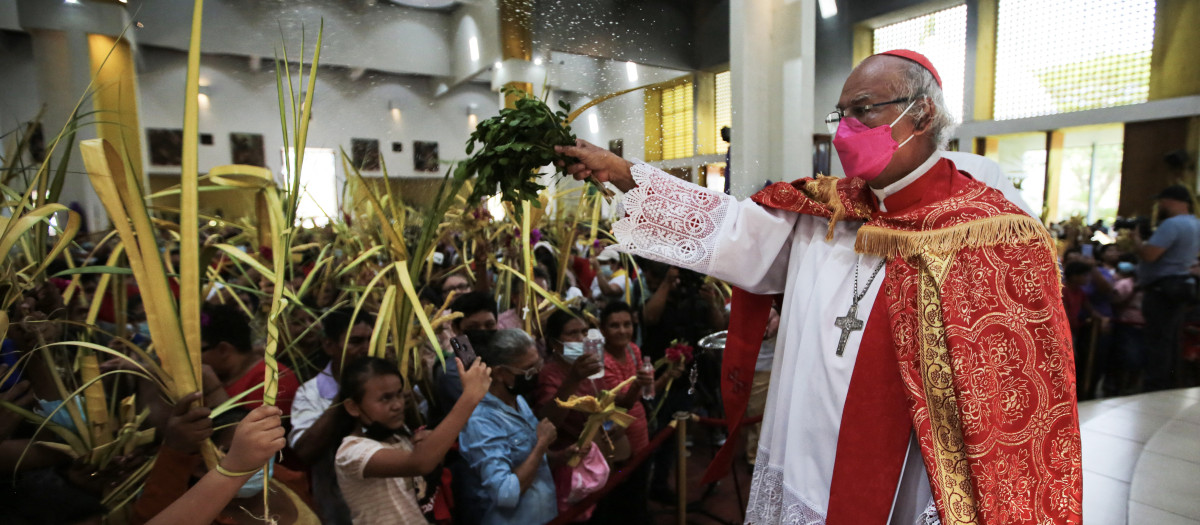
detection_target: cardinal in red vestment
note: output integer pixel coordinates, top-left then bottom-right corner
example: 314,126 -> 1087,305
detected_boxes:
558,50 -> 1082,525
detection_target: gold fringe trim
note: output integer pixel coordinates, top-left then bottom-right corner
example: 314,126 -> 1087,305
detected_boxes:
803,176 -> 845,241
856,213 -> 1053,259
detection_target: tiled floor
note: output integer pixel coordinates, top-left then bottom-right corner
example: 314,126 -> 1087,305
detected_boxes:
649,387 -> 1200,524
1071,387 -> 1200,524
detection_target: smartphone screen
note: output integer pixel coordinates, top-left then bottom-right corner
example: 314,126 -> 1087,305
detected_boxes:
450,335 -> 476,370
1081,244 -> 1094,258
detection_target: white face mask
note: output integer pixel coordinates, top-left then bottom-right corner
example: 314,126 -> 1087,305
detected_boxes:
562,341 -> 585,362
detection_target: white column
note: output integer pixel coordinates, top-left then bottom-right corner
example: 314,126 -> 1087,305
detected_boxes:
729,0 -> 816,198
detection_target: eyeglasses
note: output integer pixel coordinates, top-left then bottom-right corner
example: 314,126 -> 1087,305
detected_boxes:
825,97 -> 912,133
501,361 -> 543,380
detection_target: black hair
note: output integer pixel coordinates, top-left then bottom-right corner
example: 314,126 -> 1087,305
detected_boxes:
1064,261 -> 1092,279
463,329 -> 496,356
418,286 -> 443,307
600,301 -> 635,326
335,356 -> 408,439
545,308 -> 584,342
533,247 -> 558,292
322,307 -> 377,341
450,291 -> 497,320
201,303 -> 253,353
338,356 -> 402,405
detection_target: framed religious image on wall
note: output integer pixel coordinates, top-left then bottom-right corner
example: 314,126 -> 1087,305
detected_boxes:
147,128 -> 184,167
609,139 -> 624,158
229,132 -> 266,167
414,141 -> 439,172
813,134 -> 832,176
351,138 -> 381,171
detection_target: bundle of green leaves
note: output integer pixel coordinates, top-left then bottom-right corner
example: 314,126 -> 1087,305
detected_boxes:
460,89 -> 607,209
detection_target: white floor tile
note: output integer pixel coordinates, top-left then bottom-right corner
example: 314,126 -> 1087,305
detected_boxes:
1129,452 -> 1200,519
1084,471 -> 1130,525
1127,502 -> 1200,525
1083,406 -> 1172,443
1178,404 -> 1200,426
1144,420 -> 1200,464
1170,387 -> 1200,401
1082,430 -> 1144,482
1078,400 -> 1108,424
1119,392 -> 1199,419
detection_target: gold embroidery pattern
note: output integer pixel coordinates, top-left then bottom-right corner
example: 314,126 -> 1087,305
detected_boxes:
916,252 -> 980,524
938,241 -> 1082,524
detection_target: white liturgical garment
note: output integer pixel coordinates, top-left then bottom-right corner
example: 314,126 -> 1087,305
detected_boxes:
613,163 -> 939,524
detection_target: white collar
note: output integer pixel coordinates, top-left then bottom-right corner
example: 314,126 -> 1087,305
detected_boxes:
870,151 -> 942,212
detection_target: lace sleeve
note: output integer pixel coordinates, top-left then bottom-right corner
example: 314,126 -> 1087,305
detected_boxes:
613,163 -> 732,273
613,163 -> 798,293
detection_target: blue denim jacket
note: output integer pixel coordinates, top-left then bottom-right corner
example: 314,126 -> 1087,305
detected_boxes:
458,393 -> 557,525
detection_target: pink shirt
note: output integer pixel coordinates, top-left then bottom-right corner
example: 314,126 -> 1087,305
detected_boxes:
597,343 -> 649,453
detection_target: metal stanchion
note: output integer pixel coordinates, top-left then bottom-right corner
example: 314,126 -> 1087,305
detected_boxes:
1084,318 -> 1101,398
675,411 -> 689,525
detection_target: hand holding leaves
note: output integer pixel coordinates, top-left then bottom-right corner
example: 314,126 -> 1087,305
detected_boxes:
461,89 -> 612,209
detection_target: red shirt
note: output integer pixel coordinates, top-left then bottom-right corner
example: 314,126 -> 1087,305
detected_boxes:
534,357 -> 599,450
596,343 -> 649,453
572,256 -> 596,293
225,358 -> 301,416
1062,286 -> 1087,330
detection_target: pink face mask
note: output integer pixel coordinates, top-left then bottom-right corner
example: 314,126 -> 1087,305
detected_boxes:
832,100 -> 916,181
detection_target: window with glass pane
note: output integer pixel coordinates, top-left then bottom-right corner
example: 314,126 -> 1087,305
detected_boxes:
994,0 -> 1155,120
872,4 -> 967,122
661,82 -> 694,160
715,71 -> 731,155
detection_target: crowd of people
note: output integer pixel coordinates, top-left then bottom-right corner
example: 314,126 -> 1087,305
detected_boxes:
0,219 -> 738,525
1056,183 -> 1200,400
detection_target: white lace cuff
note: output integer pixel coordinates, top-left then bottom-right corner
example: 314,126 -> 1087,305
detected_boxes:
915,498 -> 941,525
612,163 -> 732,273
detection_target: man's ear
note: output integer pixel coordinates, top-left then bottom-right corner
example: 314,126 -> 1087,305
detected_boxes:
912,99 -> 936,135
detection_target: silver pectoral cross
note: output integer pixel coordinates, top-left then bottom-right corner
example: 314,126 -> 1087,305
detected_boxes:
834,303 -> 864,357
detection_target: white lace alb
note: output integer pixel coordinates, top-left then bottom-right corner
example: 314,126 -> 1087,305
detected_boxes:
745,448 -> 943,525
745,448 -> 825,525
612,163 -> 731,273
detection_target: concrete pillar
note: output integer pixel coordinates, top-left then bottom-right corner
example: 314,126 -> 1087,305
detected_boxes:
17,0 -> 133,233
729,0 -> 816,198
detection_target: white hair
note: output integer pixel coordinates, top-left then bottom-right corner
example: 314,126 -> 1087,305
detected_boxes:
894,60 -> 956,148
482,329 -> 535,367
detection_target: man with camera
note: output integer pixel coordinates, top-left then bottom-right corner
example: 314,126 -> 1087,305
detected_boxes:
1135,184 -> 1200,391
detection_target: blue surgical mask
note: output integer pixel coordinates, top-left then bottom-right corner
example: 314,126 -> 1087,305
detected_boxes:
135,322 -> 151,337
599,265 -> 615,278
562,341 -> 585,362
235,463 -> 273,499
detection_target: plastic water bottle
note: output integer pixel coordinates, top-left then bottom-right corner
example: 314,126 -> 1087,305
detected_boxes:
584,329 -> 605,380
641,356 -> 655,400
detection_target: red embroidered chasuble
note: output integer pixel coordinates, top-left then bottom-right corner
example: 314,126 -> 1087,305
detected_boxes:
711,158 -> 1083,525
